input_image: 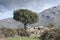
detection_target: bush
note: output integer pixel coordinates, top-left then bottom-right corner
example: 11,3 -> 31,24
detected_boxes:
17,29 -> 29,37
1,28 -> 16,37
40,28 -> 60,40
0,27 -> 30,38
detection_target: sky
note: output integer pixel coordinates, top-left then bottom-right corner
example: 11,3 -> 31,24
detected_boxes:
0,0 -> 60,20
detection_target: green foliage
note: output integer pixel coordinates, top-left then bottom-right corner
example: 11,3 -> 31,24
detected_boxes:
40,28 -> 60,40
13,9 -> 39,29
17,28 -> 29,37
1,28 -> 16,37
5,37 -> 38,40
0,28 -> 30,38
13,9 -> 39,24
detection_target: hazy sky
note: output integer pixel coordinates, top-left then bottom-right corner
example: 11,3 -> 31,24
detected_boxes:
0,0 -> 60,20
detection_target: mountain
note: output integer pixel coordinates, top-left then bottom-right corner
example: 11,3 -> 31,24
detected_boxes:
0,5 -> 60,28
39,5 -> 60,26
0,18 -> 24,29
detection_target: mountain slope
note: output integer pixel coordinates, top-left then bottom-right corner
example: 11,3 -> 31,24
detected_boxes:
0,18 -> 24,28
39,5 -> 60,26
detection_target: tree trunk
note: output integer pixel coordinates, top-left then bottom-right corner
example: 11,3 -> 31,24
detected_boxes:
24,23 -> 27,30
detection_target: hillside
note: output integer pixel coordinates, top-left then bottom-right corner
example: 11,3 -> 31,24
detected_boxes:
39,5 -> 60,26
0,18 -> 24,28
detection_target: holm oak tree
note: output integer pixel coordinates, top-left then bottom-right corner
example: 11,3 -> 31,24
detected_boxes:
13,9 -> 39,30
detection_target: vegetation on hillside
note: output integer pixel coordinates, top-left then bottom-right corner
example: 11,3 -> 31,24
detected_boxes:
0,28 -> 30,38
40,23 -> 60,40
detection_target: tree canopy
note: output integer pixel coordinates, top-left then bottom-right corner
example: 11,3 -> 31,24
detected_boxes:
13,9 -> 39,29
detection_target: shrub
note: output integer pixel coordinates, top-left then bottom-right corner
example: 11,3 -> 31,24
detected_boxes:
0,27 -> 30,38
40,28 -> 60,40
1,28 -> 17,37
17,29 -> 29,37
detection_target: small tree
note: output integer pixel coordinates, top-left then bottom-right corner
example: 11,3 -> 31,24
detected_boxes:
13,9 -> 39,30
